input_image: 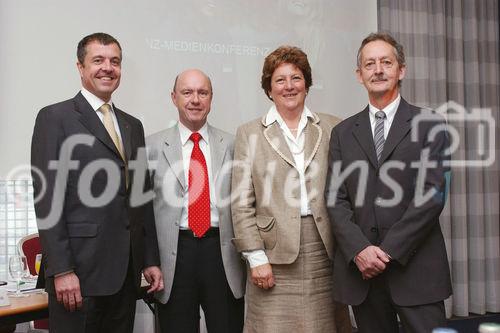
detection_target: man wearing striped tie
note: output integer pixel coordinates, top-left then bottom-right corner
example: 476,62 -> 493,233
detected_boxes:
325,33 -> 451,333
31,32 -> 163,333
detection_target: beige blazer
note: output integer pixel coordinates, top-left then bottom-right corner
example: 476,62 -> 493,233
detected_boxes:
231,112 -> 341,264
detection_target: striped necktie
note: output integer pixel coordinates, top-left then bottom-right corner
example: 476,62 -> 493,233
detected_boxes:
374,110 -> 386,163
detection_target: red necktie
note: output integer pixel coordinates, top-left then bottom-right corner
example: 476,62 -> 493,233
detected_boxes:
188,132 -> 210,237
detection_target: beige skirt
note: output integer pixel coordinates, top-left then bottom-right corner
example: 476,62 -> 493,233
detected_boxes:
244,216 -> 351,333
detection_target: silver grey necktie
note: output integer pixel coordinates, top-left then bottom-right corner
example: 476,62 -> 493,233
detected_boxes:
374,110 -> 386,162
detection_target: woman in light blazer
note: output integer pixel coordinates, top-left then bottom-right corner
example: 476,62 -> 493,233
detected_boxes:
231,46 -> 351,333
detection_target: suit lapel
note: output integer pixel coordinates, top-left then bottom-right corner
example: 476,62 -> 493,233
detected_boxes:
115,107 -> 132,161
162,126 -> 186,190
74,92 -> 124,161
262,119 -> 296,168
379,99 -> 412,164
303,113 -> 322,170
208,125 -> 227,184
352,108 -> 379,169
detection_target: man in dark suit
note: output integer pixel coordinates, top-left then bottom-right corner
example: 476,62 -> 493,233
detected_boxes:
31,32 -> 163,333
325,33 -> 452,333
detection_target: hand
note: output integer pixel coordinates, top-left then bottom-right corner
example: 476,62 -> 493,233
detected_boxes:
54,272 -> 82,312
354,246 -> 391,280
143,266 -> 164,293
250,263 -> 275,290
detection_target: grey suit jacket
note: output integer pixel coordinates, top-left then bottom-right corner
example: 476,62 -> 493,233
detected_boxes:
146,123 -> 246,304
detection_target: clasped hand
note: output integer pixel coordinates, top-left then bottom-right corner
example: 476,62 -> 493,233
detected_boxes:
354,245 -> 391,280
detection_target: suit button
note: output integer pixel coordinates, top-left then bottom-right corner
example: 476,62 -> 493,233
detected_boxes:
370,227 -> 378,233
375,197 -> 383,205
175,220 -> 179,226
172,251 -> 176,256
125,225 -> 130,230
317,217 -> 323,222
310,198 -> 317,203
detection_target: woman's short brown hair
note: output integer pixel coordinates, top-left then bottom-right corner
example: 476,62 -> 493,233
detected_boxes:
261,45 -> 312,100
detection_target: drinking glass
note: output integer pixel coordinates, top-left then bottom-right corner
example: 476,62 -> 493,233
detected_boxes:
35,254 -> 42,275
8,255 -> 29,297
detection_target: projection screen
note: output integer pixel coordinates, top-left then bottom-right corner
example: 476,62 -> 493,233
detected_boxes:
0,0 -> 377,178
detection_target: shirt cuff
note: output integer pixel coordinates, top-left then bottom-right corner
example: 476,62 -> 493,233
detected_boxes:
54,270 -> 74,278
242,250 -> 269,268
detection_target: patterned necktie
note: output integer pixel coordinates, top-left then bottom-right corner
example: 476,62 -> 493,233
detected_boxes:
374,110 -> 386,162
98,104 -> 125,161
98,104 -> 129,188
188,132 -> 210,238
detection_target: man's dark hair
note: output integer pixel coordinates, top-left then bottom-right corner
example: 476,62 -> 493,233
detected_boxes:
77,32 -> 122,64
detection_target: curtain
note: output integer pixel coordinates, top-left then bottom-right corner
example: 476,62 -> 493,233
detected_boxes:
378,0 -> 500,317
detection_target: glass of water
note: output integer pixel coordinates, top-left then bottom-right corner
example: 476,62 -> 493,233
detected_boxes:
8,255 -> 29,297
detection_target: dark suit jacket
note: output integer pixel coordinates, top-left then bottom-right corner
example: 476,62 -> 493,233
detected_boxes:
31,92 -> 160,296
325,98 -> 452,306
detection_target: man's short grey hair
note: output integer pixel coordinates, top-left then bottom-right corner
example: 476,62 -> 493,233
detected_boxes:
356,32 -> 406,68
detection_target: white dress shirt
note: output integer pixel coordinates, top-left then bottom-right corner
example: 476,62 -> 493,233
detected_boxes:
243,105 -> 314,268
368,94 -> 401,140
81,87 -> 124,145
265,105 -> 313,216
178,121 -> 220,229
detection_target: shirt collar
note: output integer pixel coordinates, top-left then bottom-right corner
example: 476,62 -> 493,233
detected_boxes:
264,105 -> 314,127
368,94 -> 401,119
81,87 -> 114,112
178,121 -> 209,146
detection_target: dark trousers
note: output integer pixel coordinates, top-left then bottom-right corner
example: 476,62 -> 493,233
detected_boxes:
157,231 -> 244,333
48,259 -> 137,333
352,274 -> 447,333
